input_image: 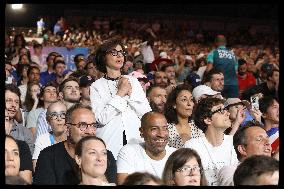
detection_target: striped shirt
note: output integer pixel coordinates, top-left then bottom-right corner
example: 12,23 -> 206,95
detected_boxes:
35,109 -> 52,141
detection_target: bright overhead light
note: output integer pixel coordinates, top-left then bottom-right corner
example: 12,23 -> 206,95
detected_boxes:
11,4 -> 23,10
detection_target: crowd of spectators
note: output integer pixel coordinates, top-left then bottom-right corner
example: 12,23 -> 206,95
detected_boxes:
5,14 -> 279,186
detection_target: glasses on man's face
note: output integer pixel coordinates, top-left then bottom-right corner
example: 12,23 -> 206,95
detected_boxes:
67,122 -> 101,131
177,165 -> 201,176
107,49 -> 127,57
48,112 -> 66,120
210,107 -> 228,116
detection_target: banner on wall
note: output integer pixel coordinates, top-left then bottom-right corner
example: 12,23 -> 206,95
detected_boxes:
29,47 -> 89,71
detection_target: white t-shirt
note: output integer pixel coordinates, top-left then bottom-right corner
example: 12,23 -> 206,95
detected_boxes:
139,41 -> 155,64
217,162 -> 240,186
184,135 -> 238,186
117,142 -> 176,178
32,132 -> 53,160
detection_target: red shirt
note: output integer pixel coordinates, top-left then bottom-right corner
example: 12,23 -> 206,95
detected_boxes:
238,73 -> 256,96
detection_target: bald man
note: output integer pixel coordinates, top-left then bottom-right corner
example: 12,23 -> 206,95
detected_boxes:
116,111 -> 176,184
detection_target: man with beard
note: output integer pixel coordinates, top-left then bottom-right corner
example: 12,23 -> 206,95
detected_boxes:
184,98 -> 238,186
237,59 -> 256,97
202,68 -> 225,94
33,103 -> 116,184
116,111 -> 176,184
153,71 -> 169,89
35,78 -> 81,140
5,85 -> 34,184
146,85 -> 167,113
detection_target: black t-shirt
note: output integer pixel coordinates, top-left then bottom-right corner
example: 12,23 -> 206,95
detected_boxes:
33,141 -> 116,185
17,140 -> 33,172
242,82 -> 276,100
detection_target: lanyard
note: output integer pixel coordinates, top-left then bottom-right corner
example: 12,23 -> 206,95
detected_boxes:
49,134 -> 55,145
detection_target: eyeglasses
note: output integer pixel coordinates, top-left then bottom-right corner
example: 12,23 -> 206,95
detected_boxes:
5,98 -> 20,106
48,112 -> 66,120
67,122 -> 102,131
210,107 -> 228,116
177,165 -> 201,176
107,49 -> 127,57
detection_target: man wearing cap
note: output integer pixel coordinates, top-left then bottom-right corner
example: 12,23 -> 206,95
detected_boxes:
79,75 -> 96,106
192,85 -> 222,103
224,98 -> 262,135
184,72 -> 201,89
206,35 -> 239,98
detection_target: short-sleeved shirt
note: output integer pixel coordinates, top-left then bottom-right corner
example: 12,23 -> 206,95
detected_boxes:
207,46 -> 238,86
26,107 -> 44,129
168,121 -> 204,149
117,142 -> 176,179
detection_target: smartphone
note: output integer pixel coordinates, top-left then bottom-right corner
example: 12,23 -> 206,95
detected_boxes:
250,96 -> 259,110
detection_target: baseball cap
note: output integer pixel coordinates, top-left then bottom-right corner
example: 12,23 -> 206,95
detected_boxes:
192,85 -> 220,102
79,75 -> 96,87
184,72 -> 201,88
261,63 -> 273,72
224,98 -> 250,109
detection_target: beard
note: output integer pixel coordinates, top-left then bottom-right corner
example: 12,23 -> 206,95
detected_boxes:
149,101 -> 164,113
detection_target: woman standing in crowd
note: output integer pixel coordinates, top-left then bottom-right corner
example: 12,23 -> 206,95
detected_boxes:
75,136 -> 115,186
162,148 -> 207,186
90,38 -> 151,159
164,84 -> 203,149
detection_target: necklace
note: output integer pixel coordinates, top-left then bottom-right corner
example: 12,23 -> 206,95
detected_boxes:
103,74 -> 121,81
105,78 -> 119,97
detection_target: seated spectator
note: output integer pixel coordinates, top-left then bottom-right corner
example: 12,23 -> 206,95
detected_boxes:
192,84 -> 222,103
242,69 -> 279,101
23,82 -> 41,113
116,111 -> 176,184
237,59 -> 256,97
202,68 -> 224,94
75,136 -> 115,186
164,84 -> 203,149
233,155 -> 279,185
79,75 -> 96,106
184,98 -> 238,186
175,55 -> 193,83
217,122 -> 272,186
74,54 -> 86,71
31,82 -> 57,138
5,84 -> 34,156
224,98 -> 262,135
153,71 -> 169,89
32,101 -> 67,171
5,111 -> 33,184
162,148 -> 207,186
259,96 -> 279,157
40,52 -> 57,86
33,103 -> 116,184
5,135 -> 20,179
160,64 -> 177,87
123,172 -> 162,185
183,72 -> 201,89
146,85 -> 167,113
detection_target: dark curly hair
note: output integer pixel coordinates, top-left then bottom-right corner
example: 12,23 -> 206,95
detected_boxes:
193,97 -> 225,132
95,37 -> 126,73
164,84 -> 193,124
